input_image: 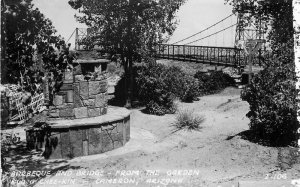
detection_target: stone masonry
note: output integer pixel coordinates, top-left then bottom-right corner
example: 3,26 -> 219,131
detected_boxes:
50,71 -> 108,119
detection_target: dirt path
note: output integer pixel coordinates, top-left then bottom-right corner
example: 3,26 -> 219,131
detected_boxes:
5,87 -> 299,187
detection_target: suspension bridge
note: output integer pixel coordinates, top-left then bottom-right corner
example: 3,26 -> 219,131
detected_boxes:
68,13 -> 266,68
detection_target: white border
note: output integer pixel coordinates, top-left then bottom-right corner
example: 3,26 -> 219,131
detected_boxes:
294,0 -> 300,151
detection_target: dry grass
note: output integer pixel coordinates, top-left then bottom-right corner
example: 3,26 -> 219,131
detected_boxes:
172,109 -> 205,131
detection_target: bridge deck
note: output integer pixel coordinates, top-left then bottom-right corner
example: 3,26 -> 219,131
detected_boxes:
156,44 -> 248,68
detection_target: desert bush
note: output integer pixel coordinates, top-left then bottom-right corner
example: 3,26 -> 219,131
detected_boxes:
194,71 -> 235,95
241,59 -> 299,146
172,109 -> 205,131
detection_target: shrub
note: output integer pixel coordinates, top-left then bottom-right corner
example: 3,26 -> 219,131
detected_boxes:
163,66 -> 200,102
136,63 -> 200,115
172,109 -> 205,131
241,60 -> 299,146
194,71 -> 235,95
136,63 -> 176,115
180,75 -> 200,102
113,61 -> 201,115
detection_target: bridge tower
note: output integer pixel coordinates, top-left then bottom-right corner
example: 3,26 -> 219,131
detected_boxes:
234,13 -> 265,47
234,13 -> 266,66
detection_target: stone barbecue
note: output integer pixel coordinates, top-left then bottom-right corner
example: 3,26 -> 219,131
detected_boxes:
26,54 -> 131,159
49,58 -> 110,119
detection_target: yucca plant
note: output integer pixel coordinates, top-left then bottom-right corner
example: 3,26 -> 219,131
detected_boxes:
172,109 -> 205,131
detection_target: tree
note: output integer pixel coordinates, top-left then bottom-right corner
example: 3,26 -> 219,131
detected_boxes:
226,0 -> 298,145
68,0 -> 185,107
1,0 -> 64,87
226,0 -> 293,58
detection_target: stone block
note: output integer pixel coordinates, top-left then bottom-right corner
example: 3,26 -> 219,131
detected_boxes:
47,132 -> 62,159
101,124 -> 114,131
65,90 -> 74,103
74,107 -> 88,119
70,129 -> 83,157
101,130 -> 114,152
113,140 -> 123,149
73,83 -> 84,108
56,103 -> 74,110
99,81 -> 108,93
88,128 -> 103,155
79,81 -> 89,100
54,95 -> 64,106
116,122 -> 123,133
60,83 -> 73,91
102,107 -> 108,115
88,108 -> 100,117
89,94 -> 96,99
125,117 -> 130,142
64,71 -> 73,81
59,108 -> 74,118
111,124 -> 118,134
95,93 -> 107,107
83,99 -> 95,108
111,130 -> 123,149
88,81 -> 101,96
61,131 -> 71,159
73,64 -> 82,75
49,109 -> 59,118
75,75 -> 85,82
83,140 -> 88,156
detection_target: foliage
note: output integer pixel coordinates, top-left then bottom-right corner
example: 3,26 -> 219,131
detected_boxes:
194,71 -> 235,95
68,0 -> 186,106
135,63 -> 176,115
225,0 -> 293,55
112,62 -> 200,115
107,63 -> 117,74
1,0 -> 65,86
68,0 -> 185,58
1,0 -> 72,106
172,109 -> 205,131
136,63 -> 201,115
241,58 -> 298,146
226,0 -> 298,145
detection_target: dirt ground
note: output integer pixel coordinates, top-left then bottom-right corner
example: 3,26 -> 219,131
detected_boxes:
3,87 -> 300,187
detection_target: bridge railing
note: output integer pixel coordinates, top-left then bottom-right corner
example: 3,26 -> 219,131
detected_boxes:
155,44 -> 247,67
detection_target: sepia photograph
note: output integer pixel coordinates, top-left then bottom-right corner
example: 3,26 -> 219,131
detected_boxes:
1,0 -> 300,186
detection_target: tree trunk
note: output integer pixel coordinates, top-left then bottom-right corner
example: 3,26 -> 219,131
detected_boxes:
125,0 -> 134,108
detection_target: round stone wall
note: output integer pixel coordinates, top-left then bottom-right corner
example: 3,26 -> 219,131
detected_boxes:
26,107 -> 130,159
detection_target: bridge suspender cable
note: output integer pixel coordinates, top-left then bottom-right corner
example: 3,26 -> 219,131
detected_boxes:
172,13 -> 234,45
67,29 -> 76,43
184,23 -> 237,45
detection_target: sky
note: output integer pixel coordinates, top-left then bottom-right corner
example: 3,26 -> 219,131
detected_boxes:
32,0 -> 236,49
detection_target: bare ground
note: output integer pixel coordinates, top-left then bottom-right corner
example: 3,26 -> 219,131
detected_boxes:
4,87 -> 300,187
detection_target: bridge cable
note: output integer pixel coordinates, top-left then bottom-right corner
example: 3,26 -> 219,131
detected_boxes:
172,14 -> 234,45
67,29 -> 76,44
184,23 -> 237,45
